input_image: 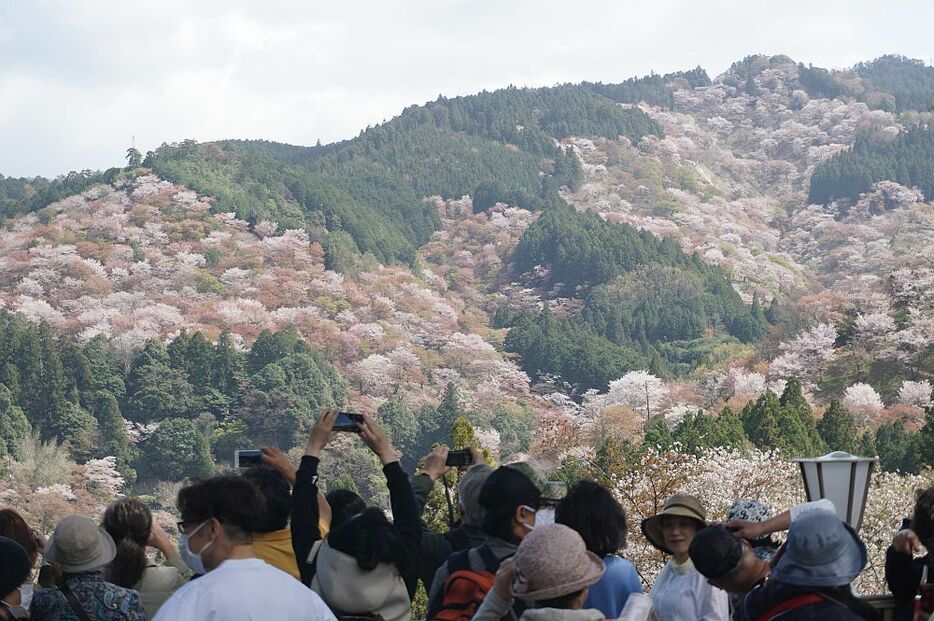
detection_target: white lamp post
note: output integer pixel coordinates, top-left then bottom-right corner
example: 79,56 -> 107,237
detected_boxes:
794,451 -> 878,531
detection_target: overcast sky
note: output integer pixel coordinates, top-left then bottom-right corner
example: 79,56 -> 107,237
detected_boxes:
1,0 -> 931,178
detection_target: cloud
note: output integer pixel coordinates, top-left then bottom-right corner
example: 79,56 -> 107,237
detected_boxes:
1,0 -> 931,177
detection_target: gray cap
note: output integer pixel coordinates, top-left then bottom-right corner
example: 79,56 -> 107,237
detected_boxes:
45,515 -> 117,573
458,464 -> 493,525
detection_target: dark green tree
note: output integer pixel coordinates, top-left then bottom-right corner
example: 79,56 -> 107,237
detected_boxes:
0,384 -> 29,458
126,147 -> 143,168
139,418 -> 213,481
817,399 -> 858,454
875,421 -> 918,473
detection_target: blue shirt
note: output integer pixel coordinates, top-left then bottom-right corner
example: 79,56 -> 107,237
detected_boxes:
583,555 -> 643,619
30,570 -> 146,621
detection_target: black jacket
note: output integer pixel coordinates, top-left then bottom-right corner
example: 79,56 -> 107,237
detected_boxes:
410,473 -> 488,590
291,456 -> 422,598
735,579 -> 879,621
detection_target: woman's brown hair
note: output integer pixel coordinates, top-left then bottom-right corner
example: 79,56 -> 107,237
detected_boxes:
101,498 -> 152,588
0,508 -> 39,565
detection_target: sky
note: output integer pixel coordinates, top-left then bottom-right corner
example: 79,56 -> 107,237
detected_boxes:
1,0 -> 932,178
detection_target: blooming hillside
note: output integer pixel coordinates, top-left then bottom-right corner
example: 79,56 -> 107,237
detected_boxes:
0,175 -> 542,419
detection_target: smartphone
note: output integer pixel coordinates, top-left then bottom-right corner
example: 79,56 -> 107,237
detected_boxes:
446,449 -> 473,467
235,449 -> 263,469
334,411 -> 364,432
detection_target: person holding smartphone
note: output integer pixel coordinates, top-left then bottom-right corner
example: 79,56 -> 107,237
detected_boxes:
291,410 -> 422,621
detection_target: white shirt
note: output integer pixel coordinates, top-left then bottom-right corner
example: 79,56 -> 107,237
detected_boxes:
153,558 -> 337,621
649,558 -> 729,621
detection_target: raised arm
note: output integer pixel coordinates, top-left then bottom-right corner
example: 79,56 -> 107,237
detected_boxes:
360,413 -> 423,598
290,410 -> 337,586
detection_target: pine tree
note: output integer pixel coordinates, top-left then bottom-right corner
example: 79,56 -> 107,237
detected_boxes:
643,416 -> 672,449
139,418 -> 214,481
213,331 -> 246,399
817,399 -> 858,454
92,391 -> 137,481
0,384 -> 29,458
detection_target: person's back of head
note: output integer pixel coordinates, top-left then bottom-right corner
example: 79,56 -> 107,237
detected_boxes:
101,498 -> 151,588
326,488 -> 366,532
912,486 -> 934,548
512,524 -> 605,610
242,465 -> 291,533
689,524 -> 757,593
0,509 -> 39,568
479,462 -> 543,542
177,475 -> 267,572
457,464 -> 493,526
555,480 -> 627,558
327,507 -> 407,573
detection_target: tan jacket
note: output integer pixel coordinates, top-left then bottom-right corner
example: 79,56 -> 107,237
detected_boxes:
136,553 -> 191,618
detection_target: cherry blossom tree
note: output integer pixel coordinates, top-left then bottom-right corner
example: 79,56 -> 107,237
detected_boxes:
604,370 -> 668,420
898,380 -> 933,409
843,382 -> 885,425
769,323 -> 837,385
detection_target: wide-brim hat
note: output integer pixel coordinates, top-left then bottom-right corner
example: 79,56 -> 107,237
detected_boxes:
45,515 -> 117,573
771,510 -> 867,588
511,523 -> 605,602
641,493 -> 707,555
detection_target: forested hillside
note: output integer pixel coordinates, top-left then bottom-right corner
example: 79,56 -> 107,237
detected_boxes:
808,124 -> 934,204
0,53 -> 932,513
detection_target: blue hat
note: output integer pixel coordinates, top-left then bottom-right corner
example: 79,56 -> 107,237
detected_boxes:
771,510 -> 866,588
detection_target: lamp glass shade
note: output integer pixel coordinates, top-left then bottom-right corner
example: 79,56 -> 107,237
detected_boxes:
795,451 -> 877,531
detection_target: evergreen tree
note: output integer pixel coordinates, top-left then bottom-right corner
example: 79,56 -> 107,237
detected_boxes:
817,399 -> 858,453
916,407 -> 934,468
643,416 -> 672,449
91,391 -> 136,481
139,418 -> 213,481
213,331 -> 246,399
377,401 -> 419,468
876,421 -> 918,473
126,147 -> 143,168
0,384 -> 29,458
859,429 -> 877,458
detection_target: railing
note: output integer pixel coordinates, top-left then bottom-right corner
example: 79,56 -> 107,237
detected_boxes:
863,594 -> 898,621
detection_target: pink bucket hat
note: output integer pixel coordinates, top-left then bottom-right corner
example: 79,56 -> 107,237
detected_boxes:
511,523 -> 606,602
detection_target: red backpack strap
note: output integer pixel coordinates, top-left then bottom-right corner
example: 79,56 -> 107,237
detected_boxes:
756,593 -> 826,621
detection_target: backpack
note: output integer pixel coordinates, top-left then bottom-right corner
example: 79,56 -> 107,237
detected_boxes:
442,527 -> 471,552
433,545 -> 505,621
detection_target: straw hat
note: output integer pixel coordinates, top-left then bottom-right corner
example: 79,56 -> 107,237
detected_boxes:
640,493 -> 707,554
511,524 -> 605,602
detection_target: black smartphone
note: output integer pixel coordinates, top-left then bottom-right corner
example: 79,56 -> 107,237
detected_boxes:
446,449 -> 473,467
235,449 -> 263,469
334,411 -> 364,432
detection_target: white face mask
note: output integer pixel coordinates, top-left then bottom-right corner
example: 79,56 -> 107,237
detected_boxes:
536,507 -> 555,527
519,505 -> 537,531
178,520 -> 214,575
1,586 -> 30,619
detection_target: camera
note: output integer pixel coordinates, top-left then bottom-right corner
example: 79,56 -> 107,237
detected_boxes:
446,449 -> 473,467
334,411 -> 365,432
235,449 -> 263,469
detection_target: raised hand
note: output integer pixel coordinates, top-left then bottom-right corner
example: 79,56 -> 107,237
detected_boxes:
306,410 -> 338,458
261,445 -> 297,487
421,445 -> 450,482
358,413 -> 399,465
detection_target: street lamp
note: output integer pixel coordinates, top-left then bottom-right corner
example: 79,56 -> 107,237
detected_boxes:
794,451 -> 878,531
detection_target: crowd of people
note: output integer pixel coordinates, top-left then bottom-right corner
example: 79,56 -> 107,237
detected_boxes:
3,409 -> 934,621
